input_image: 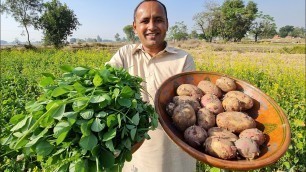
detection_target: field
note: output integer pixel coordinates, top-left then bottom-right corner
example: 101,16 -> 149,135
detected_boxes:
1,40 -> 305,171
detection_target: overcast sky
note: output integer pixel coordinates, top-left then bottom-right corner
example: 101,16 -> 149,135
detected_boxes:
1,0 -> 305,42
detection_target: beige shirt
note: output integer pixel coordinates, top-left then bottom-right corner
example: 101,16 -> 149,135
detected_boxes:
107,43 -> 196,172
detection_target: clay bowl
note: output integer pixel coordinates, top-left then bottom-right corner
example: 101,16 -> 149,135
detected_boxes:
131,139 -> 144,153
154,71 -> 291,170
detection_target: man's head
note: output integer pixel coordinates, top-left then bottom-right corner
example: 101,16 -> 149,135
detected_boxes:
133,0 -> 168,52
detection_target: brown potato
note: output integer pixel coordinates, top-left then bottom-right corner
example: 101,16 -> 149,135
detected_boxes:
235,138 -> 260,160
224,91 -> 254,110
172,103 -> 196,131
208,127 -> 238,142
222,97 -> 242,112
204,137 -> 237,160
197,80 -> 222,98
239,128 -> 266,146
216,76 -> 237,92
173,96 -> 201,112
216,112 -> 256,134
177,84 -> 203,100
166,102 -> 176,116
197,108 -> 216,130
200,94 -> 224,114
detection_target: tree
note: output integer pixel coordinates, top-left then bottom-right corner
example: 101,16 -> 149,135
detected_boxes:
250,12 -> 277,42
220,0 -> 258,41
193,1 -> 222,42
114,33 -> 121,42
0,0 -> 43,46
290,27 -> 306,38
123,25 -> 136,43
189,30 -> 199,39
279,25 -> 295,38
37,0 -> 80,48
168,21 -> 189,41
97,35 -> 102,42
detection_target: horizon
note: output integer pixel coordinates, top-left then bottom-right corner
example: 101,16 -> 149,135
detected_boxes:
1,0 -> 305,42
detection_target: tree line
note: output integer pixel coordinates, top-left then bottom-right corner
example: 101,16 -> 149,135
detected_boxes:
1,0 -> 305,48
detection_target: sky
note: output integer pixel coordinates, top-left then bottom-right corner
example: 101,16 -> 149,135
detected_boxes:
1,0 -> 305,42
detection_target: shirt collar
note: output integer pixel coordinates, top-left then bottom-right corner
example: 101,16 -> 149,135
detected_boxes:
132,42 -> 177,55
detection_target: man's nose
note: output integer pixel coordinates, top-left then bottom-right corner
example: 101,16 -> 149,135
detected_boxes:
148,20 -> 156,30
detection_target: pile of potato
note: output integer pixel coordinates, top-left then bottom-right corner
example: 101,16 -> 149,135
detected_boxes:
166,76 -> 266,160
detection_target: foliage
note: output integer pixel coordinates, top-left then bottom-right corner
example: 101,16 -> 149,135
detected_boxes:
220,0 -> 258,41
250,12 -> 277,42
97,35 -> 102,42
279,25 -> 295,38
290,27 -> 306,38
168,21 -> 189,41
0,0 -> 43,46
114,33 -> 121,42
193,1 -> 222,42
37,0 -> 81,48
123,25 -> 137,43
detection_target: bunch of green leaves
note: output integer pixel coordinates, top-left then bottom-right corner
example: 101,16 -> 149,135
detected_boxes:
1,64 -> 158,172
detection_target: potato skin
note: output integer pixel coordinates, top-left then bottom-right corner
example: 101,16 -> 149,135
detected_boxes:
177,84 -> 203,100
235,138 -> 260,160
216,76 -> 237,92
204,137 -> 237,160
166,102 -> 176,116
208,127 -> 238,142
222,97 -> 242,112
239,128 -> 266,145
197,108 -> 216,130
197,80 -> 222,98
224,91 -> 254,110
216,112 -> 256,133
184,125 -> 208,148
173,96 -> 201,112
172,103 -> 197,131
200,94 -> 224,114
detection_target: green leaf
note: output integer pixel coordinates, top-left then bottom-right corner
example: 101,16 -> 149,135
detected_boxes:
120,86 -> 134,98
25,101 -> 44,112
118,98 -> 131,108
10,116 -> 29,131
51,87 -> 70,97
106,114 -> 118,128
99,148 -> 115,169
113,88 -> 120,99
130,128 -> 137,141
39,77 -> 54,87
72,99 -> 89,112
91,118 -> 105,132
90,95 -> 106,103
79,134 -> 98,151
41,72 -> 56,79
105,140 -> 115,152
53,121 -> 70,140
73,82 -> 86,94
72,67 -> 89,76
80,109 -> 94,119
74,159 -> 88,172
52,104 -> 66,120
102,128 -> 116,142
35,140 -> 54,156
60,65 -> 74,72
96,111 -> 107,118
131,113 -> 140,125
93,74 -> 103,87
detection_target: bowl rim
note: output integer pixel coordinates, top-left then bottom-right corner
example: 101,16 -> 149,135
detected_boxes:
154,71 -> 291,170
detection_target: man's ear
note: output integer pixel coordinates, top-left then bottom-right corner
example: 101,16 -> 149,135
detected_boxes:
133,21 -> 137,34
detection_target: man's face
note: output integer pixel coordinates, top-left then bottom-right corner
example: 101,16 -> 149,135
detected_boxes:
133,1 -> 168,50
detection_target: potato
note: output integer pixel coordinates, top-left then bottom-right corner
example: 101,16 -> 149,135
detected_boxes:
208,127 -> 238,142
176,84 -> 203,100
216,112 -> 256,133
235,138 -> 260,160
172,103 -> 196,131
239,128 -> 266,146
197,108 -> 216,130
197,80 -> 222,98
224,91 -> 254,110
184,125 -> 208,148
204,137 -> 237,160
200,94 -> 224,114
222,97 -> 242,112
216,76 -> 237,92
173,96 -> 201,112
166,102 -> 176,116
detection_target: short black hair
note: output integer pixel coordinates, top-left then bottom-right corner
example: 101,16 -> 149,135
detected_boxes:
133,0 -> 168,21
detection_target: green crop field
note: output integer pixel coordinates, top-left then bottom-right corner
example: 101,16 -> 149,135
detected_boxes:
1,42 -> 305,171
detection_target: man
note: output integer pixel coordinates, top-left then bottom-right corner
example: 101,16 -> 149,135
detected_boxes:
107,0 -> 196,171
